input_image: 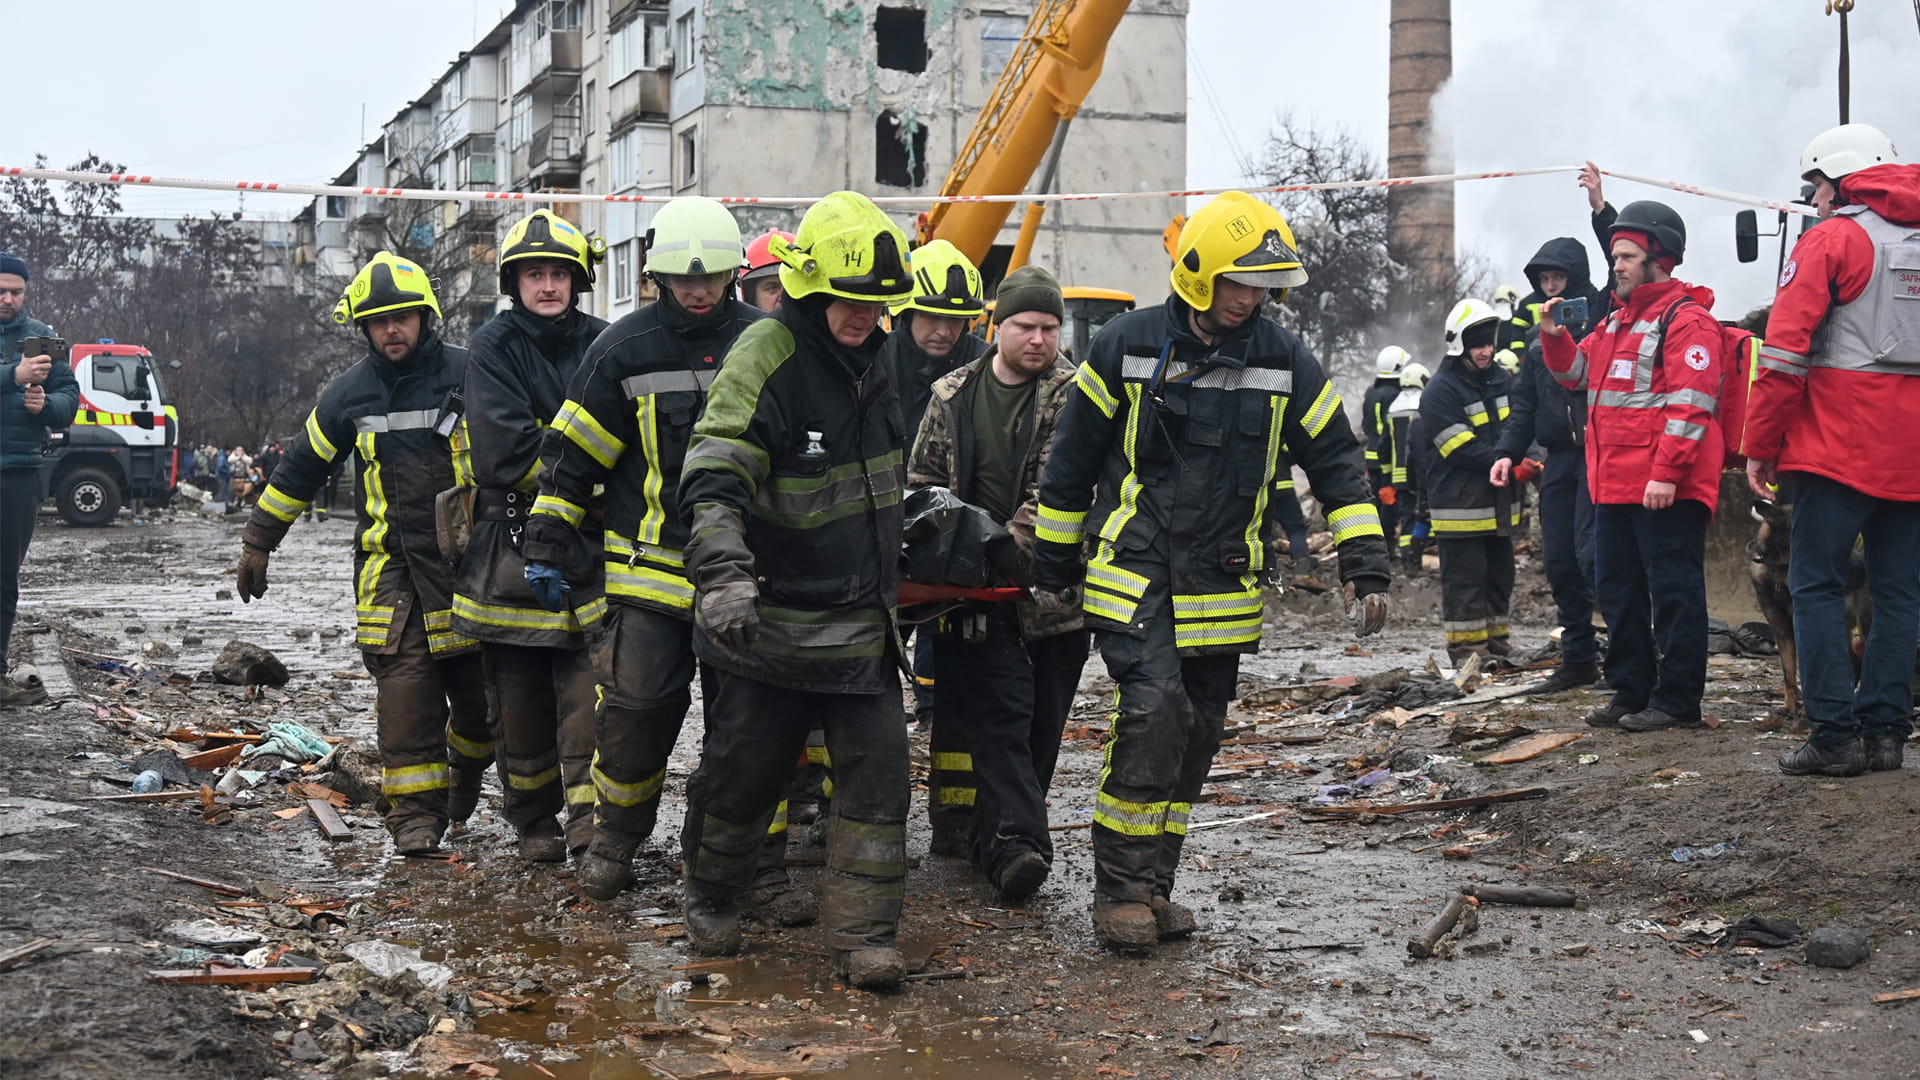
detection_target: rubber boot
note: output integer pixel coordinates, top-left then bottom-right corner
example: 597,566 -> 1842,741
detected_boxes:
995,851 -> 1049,902
1092,901 -> 1158,950
516,817 -> 568,863
392,819 -> 444,857
684,896 -> 743,956
1150,896 -> 1197,940
577,831 -> 640,901
447,766 -> 486,825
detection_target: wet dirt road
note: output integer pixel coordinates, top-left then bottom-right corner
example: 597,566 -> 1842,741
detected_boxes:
6,510 -> 1920,1080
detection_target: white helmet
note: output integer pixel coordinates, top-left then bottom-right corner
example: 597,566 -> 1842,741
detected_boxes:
1375,345 -> 1410,379
1494,348 -> 1521,375
1801,123 -> 1898,182
1400,361 -> 1432,388
1491,283 -> 1522,320
1443,298 -> 1501,357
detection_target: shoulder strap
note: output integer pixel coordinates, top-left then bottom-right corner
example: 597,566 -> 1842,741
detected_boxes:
1650,296 -> 1702,368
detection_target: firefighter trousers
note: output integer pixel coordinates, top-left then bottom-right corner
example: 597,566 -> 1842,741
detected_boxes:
1438,536 -> 1515,654
587,604 -> 698,859
363,602 -> 488,835
683,670 -> 908,951
1091,593 -> 1239,907
931,606 -> 1089,880
481,640 -> 598,850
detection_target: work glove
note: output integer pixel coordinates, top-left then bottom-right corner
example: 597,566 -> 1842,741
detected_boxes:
1031,585 -> 1078,614
1378,485 -> 1398,507
1344,582 -> 1389,638
1513,458 -> 1543,485
697,580 -> 760,651
235,544 -> 271,603
524,560 -> 572,612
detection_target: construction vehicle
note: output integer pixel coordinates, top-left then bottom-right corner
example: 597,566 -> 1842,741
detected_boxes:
40,341 -> 180,526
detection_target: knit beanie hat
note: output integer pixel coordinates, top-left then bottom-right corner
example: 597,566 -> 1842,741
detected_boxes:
0,253 -> 29,281
992,265 -> 1065,325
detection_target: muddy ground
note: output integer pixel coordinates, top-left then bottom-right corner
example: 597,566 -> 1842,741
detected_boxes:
4,508 -> 1920,1080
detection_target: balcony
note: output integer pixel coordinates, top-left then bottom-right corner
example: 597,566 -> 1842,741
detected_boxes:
609,68 -> 670,128
515,29 -> 582,93
529,122 -> 581,168
437,98 -> 499,145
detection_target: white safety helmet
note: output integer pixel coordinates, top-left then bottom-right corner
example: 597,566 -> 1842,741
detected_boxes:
1442,298 -> 1502,357
1400,361 -> 1432,388
1491,283 -> 1522,320
1801,123 -> 1899,182
1375,345 -> 1410,380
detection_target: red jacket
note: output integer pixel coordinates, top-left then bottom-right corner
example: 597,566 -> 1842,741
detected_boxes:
1541,278 -> 1725,513
1745,163 -> 1920,501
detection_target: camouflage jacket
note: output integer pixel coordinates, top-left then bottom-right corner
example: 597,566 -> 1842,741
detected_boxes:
908,347 -> 1083,640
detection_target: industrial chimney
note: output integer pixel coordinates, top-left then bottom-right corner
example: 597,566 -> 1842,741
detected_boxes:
1387,0 -> 1454,323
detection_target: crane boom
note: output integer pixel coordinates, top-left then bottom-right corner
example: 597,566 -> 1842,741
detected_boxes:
915,0 -> 1131,264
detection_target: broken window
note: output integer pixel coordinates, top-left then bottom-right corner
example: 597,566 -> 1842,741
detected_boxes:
875,111 -> 928,188
875,7 -> 927,73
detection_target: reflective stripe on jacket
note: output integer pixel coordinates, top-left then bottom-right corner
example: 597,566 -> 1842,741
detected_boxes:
1418,358 -> 1518,537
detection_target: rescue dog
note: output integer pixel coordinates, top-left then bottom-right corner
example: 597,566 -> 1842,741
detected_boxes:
1748,498 -> 1871,717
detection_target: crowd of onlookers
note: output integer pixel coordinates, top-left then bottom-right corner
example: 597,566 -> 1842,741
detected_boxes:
180,441 -> 283,512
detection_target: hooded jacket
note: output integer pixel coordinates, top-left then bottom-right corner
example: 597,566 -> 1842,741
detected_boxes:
1745,162 -> 1920,501
880,310 -> 989,441
1499,237 -> 1609,455
0,311 -> 77,472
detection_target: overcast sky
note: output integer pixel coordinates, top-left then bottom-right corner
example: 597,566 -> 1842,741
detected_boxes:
10,1 -> 1919,318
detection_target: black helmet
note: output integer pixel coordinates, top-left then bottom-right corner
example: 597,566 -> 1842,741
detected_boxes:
1609,200 -> 1686,265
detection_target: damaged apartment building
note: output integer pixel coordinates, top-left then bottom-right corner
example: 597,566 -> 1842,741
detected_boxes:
296,0 -> 1187,335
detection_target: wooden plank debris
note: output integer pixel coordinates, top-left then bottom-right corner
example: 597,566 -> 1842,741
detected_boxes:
1408,894 -> 1478,959
0,938 -> 55,972
182,744 -> 245,771
308,799 -> 353,842
1476,732 -> 1584,766
139,868 -> 250,896
147,965 -> 319,986
1309,787 -> 1549,816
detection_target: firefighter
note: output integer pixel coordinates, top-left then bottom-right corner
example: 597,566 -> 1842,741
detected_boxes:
1747,123 -> 1920,776
907,263 -> 1090,901
676,191 -> 916,989
1389,361 -> 1431,573
238,252 -> 488,855
1363,346 -> 1408,557
1540,200 -> 1721,734
1493,283 -> 1529,355
520,198 -> 773,902
739,229 -> 792,313
451,210 -> 610,861
1031,191 -> 1390,950
1421,299 -> 1521,664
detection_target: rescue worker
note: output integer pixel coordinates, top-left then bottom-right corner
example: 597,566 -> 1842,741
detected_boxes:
1493,283 -> 1529,355
1421,299 -> 1521,663
237,252 -> 488,855
1388,361 -> 1431,573
451,210 -> 610,860
1493,235 -> 1608,692
1541,200 -> 1722,734
1747,123 -> 1920,776
521,198 -> 772,901
1363,346 -> 1408,556
676,191 -> 916,989
1031,191 -> 1390,950
739,229 -> 792,313
908,263 -> 1089,901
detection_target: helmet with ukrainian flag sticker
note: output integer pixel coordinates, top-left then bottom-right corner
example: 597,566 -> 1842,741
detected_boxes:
499,209 -> 606,294
896,239 -> 984,318
772,191 -> 912,304
332,251 -> 441,326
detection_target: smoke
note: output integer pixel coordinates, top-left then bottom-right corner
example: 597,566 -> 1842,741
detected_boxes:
1434,2 -> 1920,319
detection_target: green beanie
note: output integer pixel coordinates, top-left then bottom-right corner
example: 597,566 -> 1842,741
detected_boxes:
992,265 -> 1066,325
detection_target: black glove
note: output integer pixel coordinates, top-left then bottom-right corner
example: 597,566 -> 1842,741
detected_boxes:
697,580 -> 760,651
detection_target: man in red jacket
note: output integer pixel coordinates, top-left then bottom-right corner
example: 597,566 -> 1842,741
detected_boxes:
1541,201 -> 1723,734
1745,123 -> 1920,778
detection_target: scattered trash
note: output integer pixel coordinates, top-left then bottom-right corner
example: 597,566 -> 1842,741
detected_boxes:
1671,840 -> 1738,863
655,979 -> 693,1021
1805,927 -> 1870,969
344,939 -> 454,992
1689,1029 -> 1710,1044
240,721 -> 332,764
210,640 -> 290,688
1577,754 -> 1600,765
1720,916 -> 1802,948
131,770 -> 165,794
1408,893 -> 1478,959
1476,732 -> 1584,766
165,919 -> 265,947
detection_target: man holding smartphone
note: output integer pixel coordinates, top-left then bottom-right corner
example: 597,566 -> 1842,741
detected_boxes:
0,253 -> 78,706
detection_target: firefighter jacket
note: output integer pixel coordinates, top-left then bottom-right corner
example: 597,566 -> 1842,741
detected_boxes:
1387,386 -> 1421,488
1418,357 -> 1519,538
881,311 -> 988,439
1361,379 -> 1401,481
1747,162 -> 1920,502
1030,294 -> 1389,656
679,299 -> 906,694
452,305 -> 610,648
250,331 -> 476,657
1541,278 -> 1725,512
907,347 -> 1084,640
526,297 -> 764,621
1,311 -> 77,471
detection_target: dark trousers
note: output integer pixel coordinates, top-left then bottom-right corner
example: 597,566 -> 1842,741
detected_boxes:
1438,535 -> 1516,650
1539,450 -> 1597,664
683,670 -> 908,951
1271,491 -> 1310,563
931,606 -> 1090,877
1593,500 -> 1709,719
1092,590 -> 1239,907
586,605 -> 696,855
363,603 -> 488,834
481,639 -> 598,848
1,468 -> 40,663
909,625 -> 936,716
1788,472 -> 1920,746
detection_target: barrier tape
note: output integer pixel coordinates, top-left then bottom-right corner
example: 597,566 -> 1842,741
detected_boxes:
0,162 -> 1816,216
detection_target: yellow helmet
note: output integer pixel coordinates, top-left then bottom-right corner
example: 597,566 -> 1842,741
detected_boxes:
499,209 -> 605,294
332,251 -> 440,325
896,239 -> 984,318
1170,191 -> 1309,310
770,191 -> 912,304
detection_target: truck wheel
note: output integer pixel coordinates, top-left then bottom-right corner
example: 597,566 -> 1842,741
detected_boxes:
57,467 -> 123,527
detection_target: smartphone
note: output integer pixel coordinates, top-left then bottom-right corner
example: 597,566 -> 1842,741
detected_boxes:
1554,298 -> 1589,329
20,336 -> 70,365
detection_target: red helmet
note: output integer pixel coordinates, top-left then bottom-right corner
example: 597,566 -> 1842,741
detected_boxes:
741,229 -> 794,283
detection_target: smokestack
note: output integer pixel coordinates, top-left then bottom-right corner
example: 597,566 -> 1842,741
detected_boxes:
1387,0 -> 1454,322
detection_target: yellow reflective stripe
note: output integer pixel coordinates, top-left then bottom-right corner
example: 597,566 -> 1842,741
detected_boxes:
450,418 -> 475,487
446,723 -> 493,761
1173,616 -> 1263,649
592,758 -> 664,807
1431,515 -> 1496,532
554,400 -> 627,469
383,763 -> 449,795
515,455 -> 543,493
1073,362 -> 1119,418
427,630 -> 478,655
765,800 -> 789,836
1301,382 -> 1341,438
1035,503 -> 1087,544
507,764 -> 561,790
1172,590 -> 1262,619
932,752 -> 973,772
1085,559 -> 1149,598
1326,502 -> 1385,543
257,484 -> 308,524
1391,467 -> 1408,483
1165,802 -> 1191,836
305,407 -> 339,462
424,608 -> 453,631
635,393 -> 669,545
1438,428 -> 1475,458
452,592 -> 605,632
1095,790 -> 1168,836
1446,626 -> 1490,644
937,786 -> 977,806
606,562 -> 694,610
1082,589 -> 1138,624
805,744 -> 831,766
1242,395 -> 1281,569
531,493 -> 587,528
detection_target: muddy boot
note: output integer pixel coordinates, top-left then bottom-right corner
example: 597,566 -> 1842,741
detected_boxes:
994,851 -> 1049,902
1445,645 -> 1488,667
1867,734 -> 1908,772
1778,737 -> 1867,777
1583,702 -> 1633,728
1485,635 -> 1513,658
1150,896 -> 1198,940
447,767 -> 486,825
1092,901 -> 1159,950
684,896 -> 743,956
1534,660 -> 1601,694
741,879 -> 820,927
516,817 -> 568,864
577,835 -> 640,901
392,820 -> 444,857
837,946 -> 906,990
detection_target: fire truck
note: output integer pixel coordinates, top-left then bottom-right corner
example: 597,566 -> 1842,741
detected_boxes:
40,341 -> 179,526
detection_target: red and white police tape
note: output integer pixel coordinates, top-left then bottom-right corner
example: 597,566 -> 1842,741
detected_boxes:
0,162 -> 1816,216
